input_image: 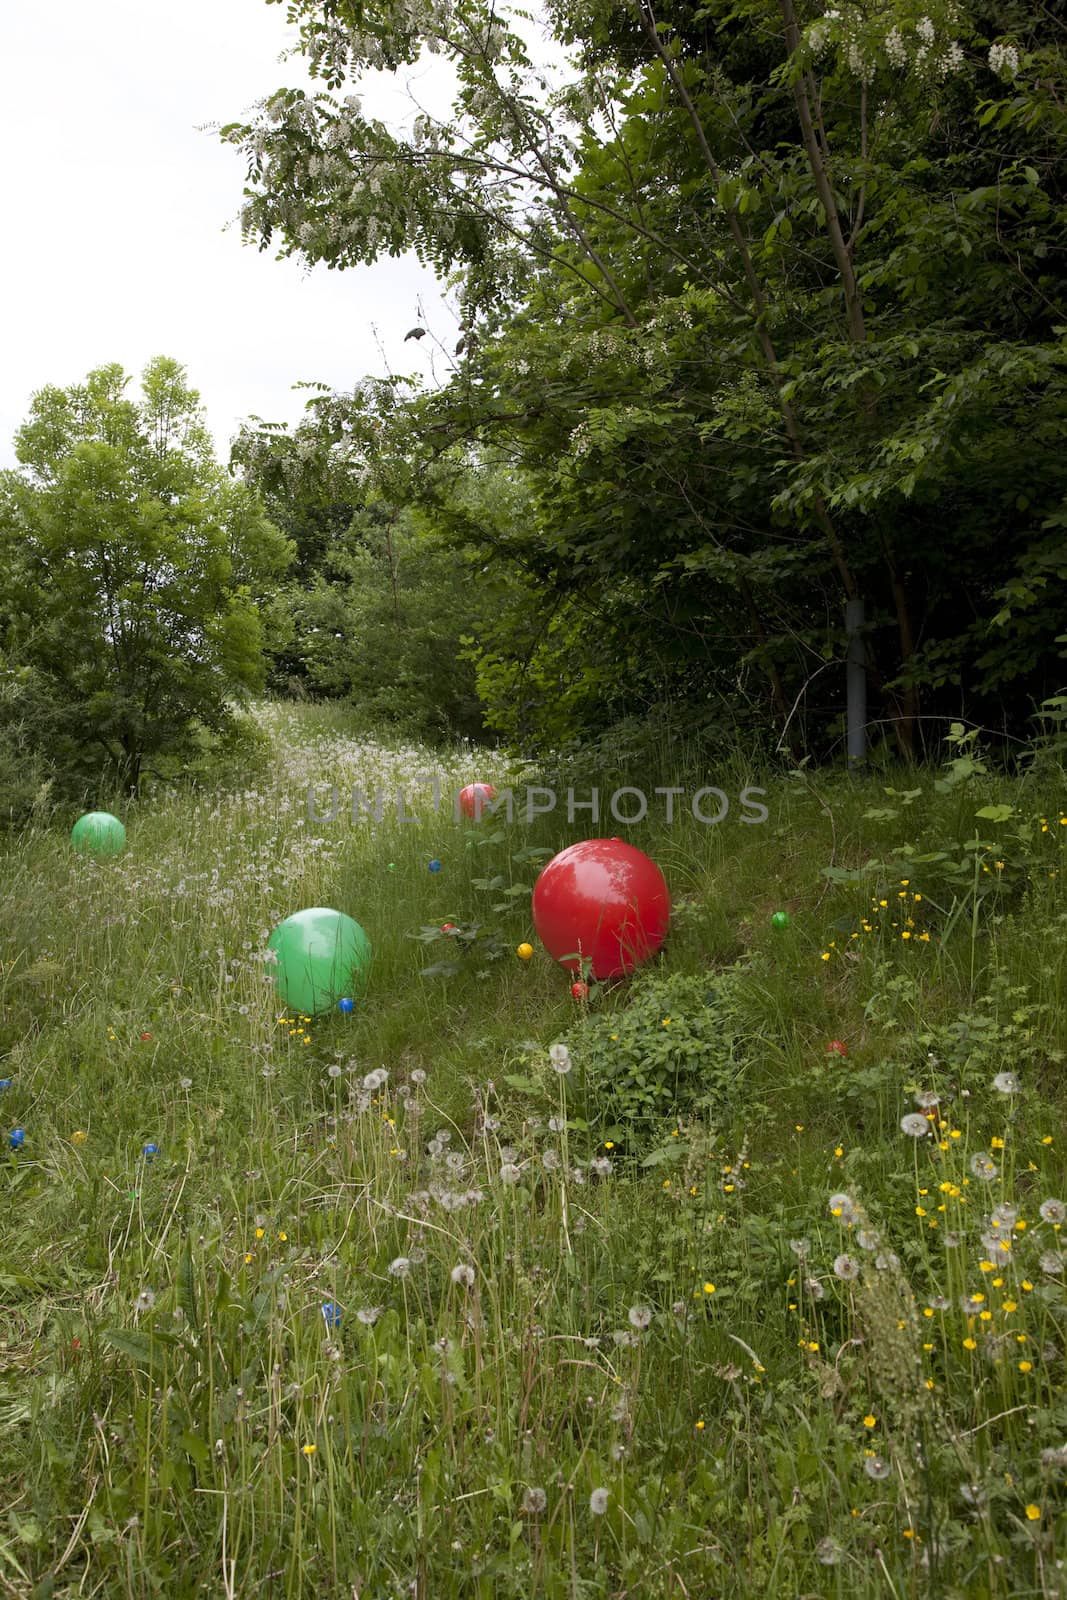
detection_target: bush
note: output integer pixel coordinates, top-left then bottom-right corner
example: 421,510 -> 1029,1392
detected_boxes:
565,967 -> 754,1151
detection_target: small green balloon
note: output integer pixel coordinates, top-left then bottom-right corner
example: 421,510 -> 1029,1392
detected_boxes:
387,863 -> 397,872
771,910 -> 791,929
268,908 -> 372,1018
71,812 -> 126,856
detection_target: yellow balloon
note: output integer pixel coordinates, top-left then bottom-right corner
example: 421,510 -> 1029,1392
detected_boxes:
517,943 -> 534,961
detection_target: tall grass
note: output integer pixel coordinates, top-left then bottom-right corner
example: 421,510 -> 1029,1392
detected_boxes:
0,701 -> 1064,1597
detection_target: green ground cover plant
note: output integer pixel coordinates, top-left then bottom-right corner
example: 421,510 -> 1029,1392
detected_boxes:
0,701 -> 1065,1598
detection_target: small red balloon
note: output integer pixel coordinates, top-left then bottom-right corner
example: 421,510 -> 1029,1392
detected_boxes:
571,981 -> 589,1000
140,1032 -> 153,1042
458,783 -> 498,819
441,922 -> 456,932
533,839 -> 670,980
826,1040 -> 848,1057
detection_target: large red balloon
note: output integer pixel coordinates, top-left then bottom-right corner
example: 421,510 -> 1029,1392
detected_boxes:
532,839 -> 670,979
458,783 -> 498,819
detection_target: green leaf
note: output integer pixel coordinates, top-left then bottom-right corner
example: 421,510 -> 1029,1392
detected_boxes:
103,1328 -> 176,1366
177,1240 -> 199,1335
502,1073 -> 539,1092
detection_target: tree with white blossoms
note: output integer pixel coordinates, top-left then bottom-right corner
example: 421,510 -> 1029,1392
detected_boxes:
221,0 -> 1067,757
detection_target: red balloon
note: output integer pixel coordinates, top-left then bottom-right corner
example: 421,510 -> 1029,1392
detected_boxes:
826,1039 -> 848,1057
441,923 -> 456,932
571,981 -> 589,1000
458,783 -> 497,819
533,839 -> 670,979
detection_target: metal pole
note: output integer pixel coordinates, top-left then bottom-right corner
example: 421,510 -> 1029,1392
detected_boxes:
846,597 -> 866,768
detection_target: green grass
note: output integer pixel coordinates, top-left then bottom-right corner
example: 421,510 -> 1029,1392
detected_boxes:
1,701 -> 1065,1597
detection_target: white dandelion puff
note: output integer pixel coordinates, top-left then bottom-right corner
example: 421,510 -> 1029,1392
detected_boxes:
549,1044 -> 572,1074
1039,1198 -> 1066,1224
833,1254 -> 860,1281
589,1488 -> 610,1515
901,1113 -> 931,1138
993,1072 -> 1020,1095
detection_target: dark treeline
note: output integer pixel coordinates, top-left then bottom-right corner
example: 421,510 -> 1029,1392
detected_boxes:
225,0 -> 1067,762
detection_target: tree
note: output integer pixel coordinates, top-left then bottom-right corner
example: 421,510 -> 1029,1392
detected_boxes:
0,359 -> 292,793
221,0 -> 1067,758
232,382 -> 511,738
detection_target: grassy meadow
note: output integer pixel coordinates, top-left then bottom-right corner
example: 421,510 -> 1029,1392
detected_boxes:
1,701 -> 1066,1598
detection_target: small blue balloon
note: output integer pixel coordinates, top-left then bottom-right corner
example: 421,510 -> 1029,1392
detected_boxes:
338,997 -> 355,1014
142,1142 -> 160,1161
10,1128 -> 25,1150
321,1301 -> 342,1328
0,1079 -> 11,1091
428,859 -> 442,873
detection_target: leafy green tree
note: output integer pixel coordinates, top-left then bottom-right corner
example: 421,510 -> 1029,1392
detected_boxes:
0,359 -> 292,793
233,384 -> 511,739
222,0 -> 1067,758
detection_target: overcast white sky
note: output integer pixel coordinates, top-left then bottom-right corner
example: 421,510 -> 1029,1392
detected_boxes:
0,0 -> 459,468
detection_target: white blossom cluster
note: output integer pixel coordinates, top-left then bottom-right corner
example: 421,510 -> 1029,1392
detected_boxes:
988,41 -> 1020,78
805,5 -> 968,82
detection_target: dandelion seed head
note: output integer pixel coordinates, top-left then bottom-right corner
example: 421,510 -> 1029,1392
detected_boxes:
549,1043 -> 572,1074
834,1254 -> 860,1281
589,1487 -> 610,1515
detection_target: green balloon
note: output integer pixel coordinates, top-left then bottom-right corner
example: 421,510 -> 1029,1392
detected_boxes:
268,908 -> 372,1017
71,812 -> 126,856
771,910 -> 791,929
